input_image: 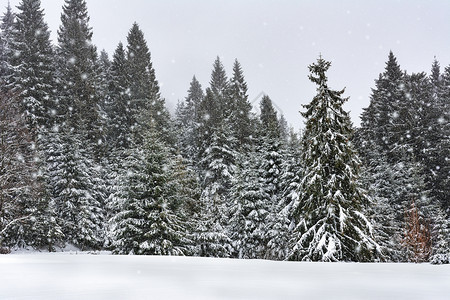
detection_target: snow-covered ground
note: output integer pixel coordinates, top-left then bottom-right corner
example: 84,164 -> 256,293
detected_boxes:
1,253 -> 449,300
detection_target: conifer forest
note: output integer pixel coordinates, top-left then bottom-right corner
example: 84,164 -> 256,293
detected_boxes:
0,0 -> 449,265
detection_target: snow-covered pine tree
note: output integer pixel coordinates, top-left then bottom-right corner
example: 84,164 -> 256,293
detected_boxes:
195,123 -> 236,258
110,128 -> 189,255
97,49 -> 112,117
194,57 -> 229,164
429,207 -> 450,264
0,89 -> 32,251
265,128 -> 302,261
10,0 -> 55,131
229,149 -> 270,259
0,3 -> 15,89
359,143 -> 401,261
257,95 -> 284,200
106,42 -> 133,151
168,154 -> 202,255
359,51 -> 406,162
254,95 -> 288,259
288,56 -> 379,262
278,114 -> 289,145
194,189 -> 233,258
125,23 -> 172,144
2,0 -> 65,250
46,128 -> 104,250
175,75 -> 204,162
228,59 -> 253,150
56,0 -> 103,146
428,61 -> 450,214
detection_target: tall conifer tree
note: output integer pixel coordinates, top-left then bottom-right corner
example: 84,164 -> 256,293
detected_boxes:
288,57 -> 379,262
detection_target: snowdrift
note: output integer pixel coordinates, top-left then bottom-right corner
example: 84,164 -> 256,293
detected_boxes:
1,253 -> 449,299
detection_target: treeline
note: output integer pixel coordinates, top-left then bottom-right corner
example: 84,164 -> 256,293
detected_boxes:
0,0 -> 448,263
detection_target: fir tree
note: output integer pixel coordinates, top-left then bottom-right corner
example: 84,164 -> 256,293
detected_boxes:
288,57 -> 379,262
0,3 -> 15,88
56,0 -> 102,145
229,151 -> 270,259
428,61 -> 450,213
106,42 -> 132,151
10,0 -> 55,131
175,76 -> 203,161
265,129 -> 302,260
228,59 -> 253,149
110,128 -> 189,255
0,89 -> 35,250
360,51 -> 406,161
97,49 -> 112,114
47,129 -> 104,250
126,23 -> 171,143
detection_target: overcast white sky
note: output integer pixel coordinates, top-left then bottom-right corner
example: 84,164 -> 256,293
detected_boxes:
3,0 -> 450,129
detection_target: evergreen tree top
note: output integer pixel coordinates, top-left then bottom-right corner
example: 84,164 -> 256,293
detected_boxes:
60,0 -> 89,22
308,55 -> 331,86
260,94 -> 280,139
230,59 -> 248,100
209,56 -> 228,95
384,51 -> 403,82
186,75 -> 203,106
57,0 -> 96,60
430,58 -> 441,87
303,57 -> 347,121
111,42 -> 126,72
14,0 -> 52,48
1,2 -> 15,31
127,22 -> 150,58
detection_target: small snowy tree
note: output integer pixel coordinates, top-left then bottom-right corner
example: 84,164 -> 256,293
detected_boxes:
175,76 -> 204,161
47,129 -> 104,250
110,129 -> 189,255
229,151 -> 270,259
288,57 -> 379,262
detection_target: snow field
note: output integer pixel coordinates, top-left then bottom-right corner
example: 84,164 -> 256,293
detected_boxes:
0,253 -> 449,300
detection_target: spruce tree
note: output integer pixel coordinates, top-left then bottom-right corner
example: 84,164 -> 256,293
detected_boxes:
428,61 -> 450,213
11,0 -> 55,131
265,129 -> 302,260
175,76 -> 203,162
229,151 -> 270,259
57,0 -> 102,144
106,42 -> 132,151
0,89 -> 35,250
360,51 -> 406,161
110,128 -> 189,255
228,59 -> 253,149
0,3 -> 15,88
126,23 -> 171,143
47,129 -> 104,250
288,57 -> 379,262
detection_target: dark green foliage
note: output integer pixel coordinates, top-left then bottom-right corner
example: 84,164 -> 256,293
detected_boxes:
126,23 -> 172,143
106,42 -> 133,150
110,129 -> 190,255
228,59 -> 253,149
11,0 -> 55,131
229,151 -> 270,259
0,3 -> 15,88
288,57 -> 379,262
57,0 -> 102,144
175,76 -> 204,161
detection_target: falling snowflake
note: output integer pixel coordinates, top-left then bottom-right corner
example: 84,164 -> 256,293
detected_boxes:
392,111 -> 399,119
